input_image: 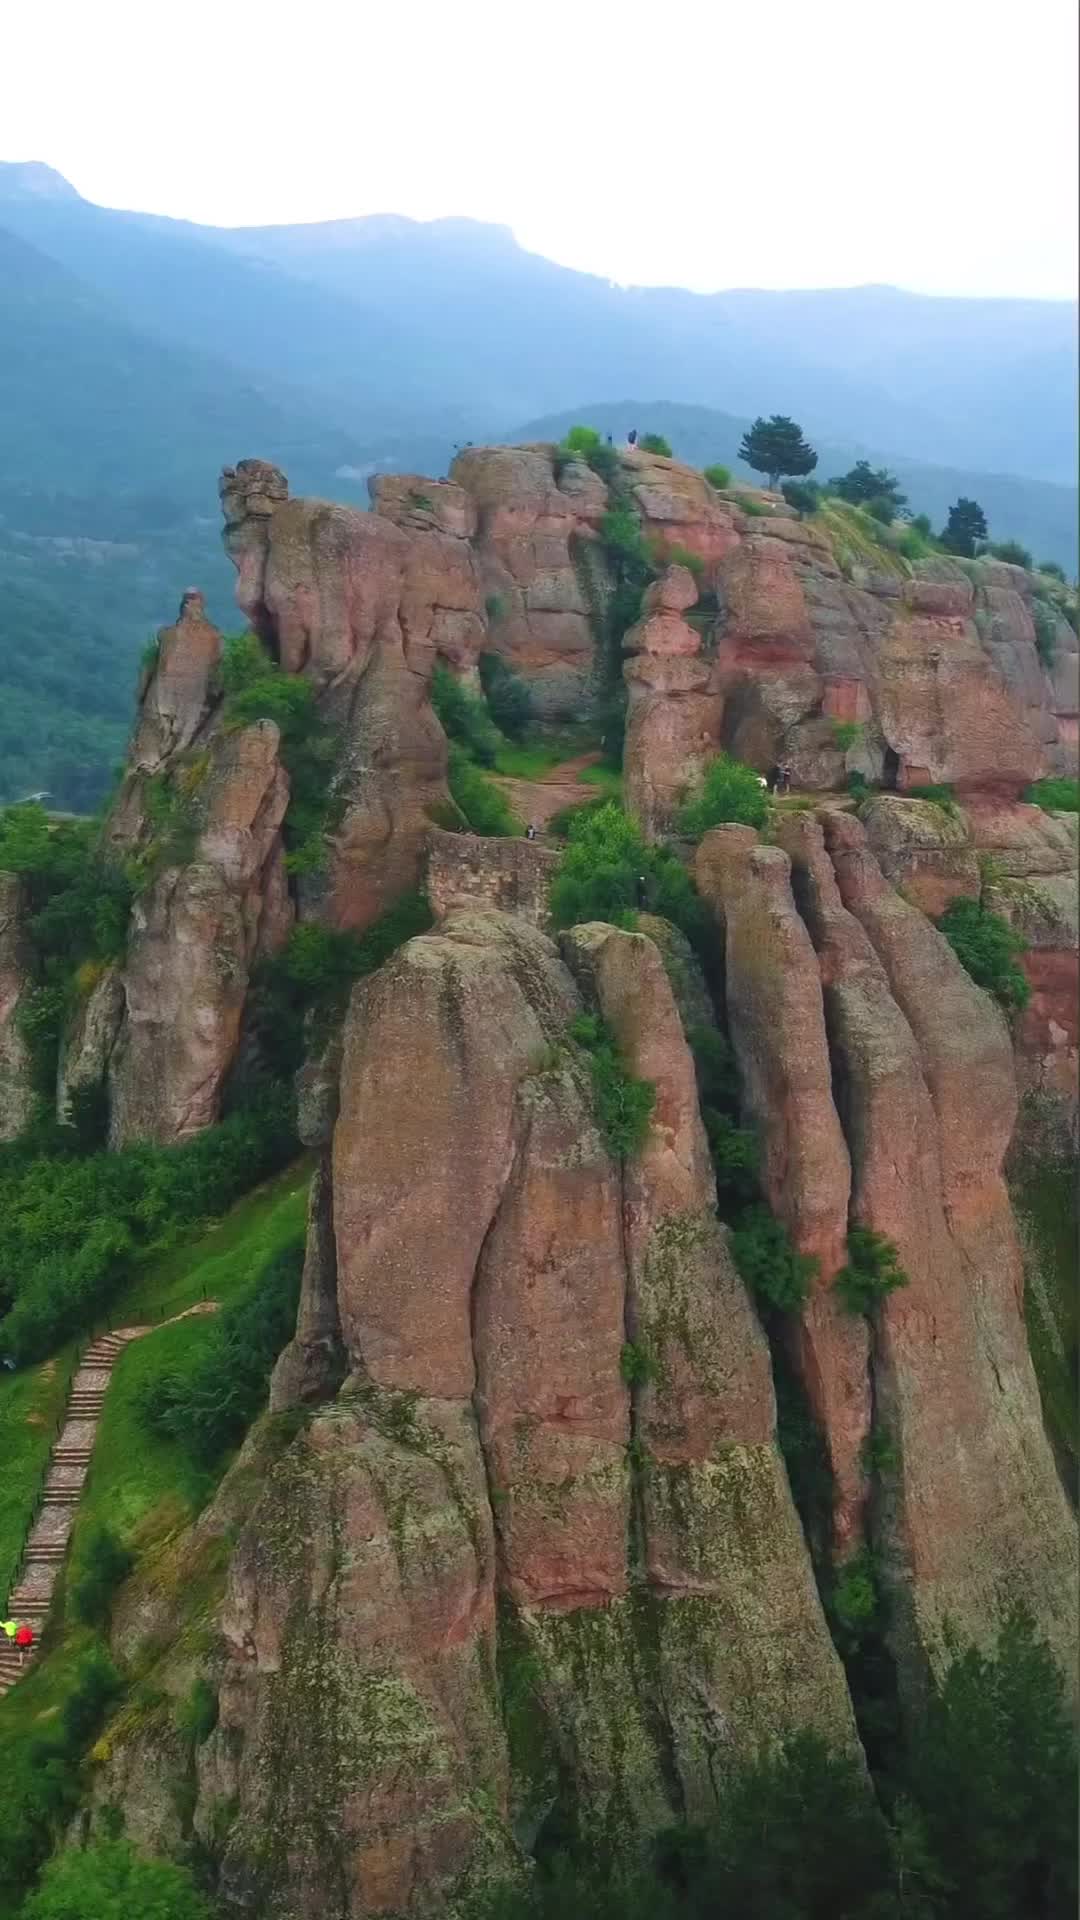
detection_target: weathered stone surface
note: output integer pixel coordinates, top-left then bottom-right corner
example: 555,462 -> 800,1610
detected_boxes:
56,963 -> 125,1121
221,459 -> 484,929
109,721 -> 291,1145
696,827 -> 863,1546
450,445 -> 600,718
861,795 -> 980,917
107,591 -> 221,851
426,827 -> 558,928
695,828 -> 852,1283
207,1401 -> 510,1919
269,1156 -> 346,1411
820,809 -> 1077,1693
0,871 -> 33,1141
623,566 -> 720,837
369,473 -> 477,542
561,922 -> 858,1812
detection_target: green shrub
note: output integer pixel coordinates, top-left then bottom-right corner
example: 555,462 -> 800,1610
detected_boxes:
430,663 -> 501,765
677,752 -> 768,838
734,493 -> 769,518
861,1425 -> 899,1474
864,495 -> 895,526
0,1091 -> 297,1363
1025,776 -> 1079,812
549,802 -> 705,948
703,1109 -> 759,1208
914,1608 -> 1078,1920
175,1676 -> 218,1745
447,745 -> 520,836
907,781 -> 958,815
703,463 -> 731,490
1032,597 -> 1059,668
847,770 -> 871,800
562,424 -> 601,455
639,432 -> 672,457
1039,560 -> 1067,582
831,720 -> 862,750
658,541 -> 704,579
70,1524 -> 134,1627
556,425 -> 619,485
834,1227 -> 908,1316
23,1838 -> 213,1920
478,651 -> 533,741
938,895 -> 1030,1011
988,538 -> 1034,569
619,1340 -> 656,1386
686,1023 -> 739,1112
894,525 -> 931,561
731,1205 -> 817,1312
0,1646 -> 122,1908
911,513 -> 933,538
137,1243 -> 303,1467
830,1548 -> 880,1641
781,479 -> 820,516
570,1012 -> 655,1161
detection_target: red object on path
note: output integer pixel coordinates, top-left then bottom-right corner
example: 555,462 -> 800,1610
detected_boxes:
15,1625 -> 33,1649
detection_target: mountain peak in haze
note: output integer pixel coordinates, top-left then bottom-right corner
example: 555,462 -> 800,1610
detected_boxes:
0,161 -> 81,202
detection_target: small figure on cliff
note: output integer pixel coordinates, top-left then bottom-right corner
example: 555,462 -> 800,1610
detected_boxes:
15,1622 -> 34,1666
627,428 -> 638,450
525,822 -> 537,841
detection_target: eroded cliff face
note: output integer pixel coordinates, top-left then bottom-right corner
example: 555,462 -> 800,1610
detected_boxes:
697,814 -> 1077,1703
193,912 -> 854,1917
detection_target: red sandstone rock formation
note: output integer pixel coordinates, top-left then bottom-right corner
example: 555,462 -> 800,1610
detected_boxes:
449,445 -> 605,720
694,827 -> 867,1548
623,565 -> 721,837
221,458 -> 484,931
196,911 -> 854,1913
818,808 -> 1077,1691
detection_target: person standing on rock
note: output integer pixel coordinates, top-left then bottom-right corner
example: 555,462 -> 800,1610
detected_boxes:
627,428 -> 638,451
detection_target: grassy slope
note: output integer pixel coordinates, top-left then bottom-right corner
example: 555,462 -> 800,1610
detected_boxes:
0,1344 -> 79,1601
0,1159 -> 311,1748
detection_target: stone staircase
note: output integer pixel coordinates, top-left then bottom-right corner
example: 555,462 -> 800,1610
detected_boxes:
0,1307 -> 216,1696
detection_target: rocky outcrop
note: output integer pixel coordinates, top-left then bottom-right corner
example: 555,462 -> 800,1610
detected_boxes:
861,793 -> 1079,1148
196,911 -> 854,1914
221,458 -> 484,931
623,565 -> 721,836
109,715 -> 291,1147
695,828 -> 866,1548
817,809 -> 1077,1694
696,812 -> 1076,1698
0,872 -> 34,1141
449,445 -> 604,719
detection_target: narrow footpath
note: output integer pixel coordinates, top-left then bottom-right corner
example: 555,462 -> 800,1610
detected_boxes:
0,1303 -> 217,1696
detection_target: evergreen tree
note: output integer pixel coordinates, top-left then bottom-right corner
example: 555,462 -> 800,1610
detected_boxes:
738,415 -> 818,489
940,497 -> 988,557
829,460 -> 908,514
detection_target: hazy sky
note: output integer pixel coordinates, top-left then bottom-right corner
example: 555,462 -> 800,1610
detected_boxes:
5,0 -> 1077,298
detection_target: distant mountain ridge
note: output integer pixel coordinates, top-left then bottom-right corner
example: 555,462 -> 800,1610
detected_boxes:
0,159 -> 1076,807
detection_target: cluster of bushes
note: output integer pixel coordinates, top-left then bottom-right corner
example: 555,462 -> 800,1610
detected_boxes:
22,1838 -> 212,1920
676,752 -> 768,838
479,650 -> 533,741
0,1645 -> 123,1907
468,1606 -> 1075,1920
554,423 -> 620,485
250,893 -> 432,1078
136,1243 -> 303,1468
1026,776 -> 1079,813
0,1090 -> 297,1363
548,802 -> 705,949
0,804 -> 132,1108
834,1228 -> 908,1316
569,1013 -> 655,1161
429,664 -> 522,836
937,895 -> 1030,1013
